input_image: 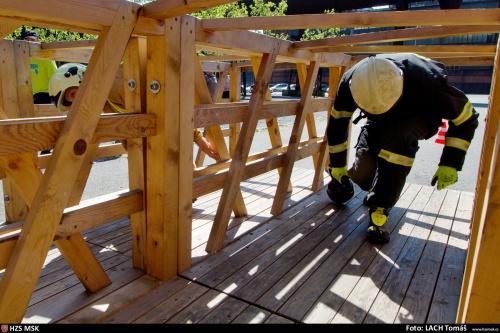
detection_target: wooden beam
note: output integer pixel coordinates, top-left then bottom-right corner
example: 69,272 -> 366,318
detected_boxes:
193,139 -> 323,198
193,137 -> 323,178
201,8 -> 500,31
143,0 -> 237,20
0,22 -> 20,39
296,62 -> 322,171
194,99 -> 332,128
123,36 -> 148,271
0,1 -> 139,322
0,113 -> 156,156
294,25 -> 500,50
199,59 -> 232,72
0,0 -> 162,36
435,56 -> 494,67
145,18 -> 180,281
458,28 -> 500,323
199,54 -> 248,63
42,40 -> 98,50
271,55 -> 322,215
196,21 -> 291,57
36,143 -> 127,170
311,45 -> 496,56
0,189 -> 145,269
29,42 -> 94,63
195,22 -> 352,67
178,15 -> 196,273
249,55 -> 290,192
0,39 -> 29,225
58,190 -> 143,239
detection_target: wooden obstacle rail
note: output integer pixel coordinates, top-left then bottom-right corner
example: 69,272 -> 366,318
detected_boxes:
0,35 -> 335,324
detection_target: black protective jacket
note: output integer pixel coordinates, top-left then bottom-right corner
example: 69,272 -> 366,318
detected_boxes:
328,53 -> 479,172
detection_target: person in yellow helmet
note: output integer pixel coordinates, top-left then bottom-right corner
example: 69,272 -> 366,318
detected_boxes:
326,54 -> 479,244
48,63 -> 220,162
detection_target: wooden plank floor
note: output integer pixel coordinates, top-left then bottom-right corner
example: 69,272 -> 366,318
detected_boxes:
10,167 -> 472,324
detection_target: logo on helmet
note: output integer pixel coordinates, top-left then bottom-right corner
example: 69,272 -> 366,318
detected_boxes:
64,66 -> 84,83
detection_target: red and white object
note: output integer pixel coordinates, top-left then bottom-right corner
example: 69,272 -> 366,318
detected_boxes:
435,121 -> 448,144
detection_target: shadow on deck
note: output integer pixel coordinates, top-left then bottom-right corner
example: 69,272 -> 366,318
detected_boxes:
18,168 -> 471,324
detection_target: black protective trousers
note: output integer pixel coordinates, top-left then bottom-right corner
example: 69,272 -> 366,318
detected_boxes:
348,116 -> 434,209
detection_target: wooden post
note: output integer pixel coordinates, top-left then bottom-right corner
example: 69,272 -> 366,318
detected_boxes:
123,37 -> 148,270
0,1 -> 139,322
457,31 -> 500,323
0,39 -> 29,223
145,15 -> 197,278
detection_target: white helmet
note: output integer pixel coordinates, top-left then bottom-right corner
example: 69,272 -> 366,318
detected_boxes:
49,63 -> 87,111
349,57 -> 403,115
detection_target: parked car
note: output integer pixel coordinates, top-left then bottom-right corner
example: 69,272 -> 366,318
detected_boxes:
246,83 -> 273,93
319,83 -> 329,92
270,83 -> 288,92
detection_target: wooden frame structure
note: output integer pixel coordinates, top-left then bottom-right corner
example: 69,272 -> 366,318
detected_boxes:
0,0 -> 498,323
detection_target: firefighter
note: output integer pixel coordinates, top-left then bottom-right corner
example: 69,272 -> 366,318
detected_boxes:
326,53 -> 479,244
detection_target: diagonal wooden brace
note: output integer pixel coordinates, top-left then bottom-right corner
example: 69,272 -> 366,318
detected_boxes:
0,1 -> 141,323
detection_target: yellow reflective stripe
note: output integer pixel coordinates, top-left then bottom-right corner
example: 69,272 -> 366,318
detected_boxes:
329,142 -> 347,154
378,149 -> 414,167
107,99 -> 126,113
445,136 -> 470,152
451,101 -> 473,126
414,53 -> 431,62
330,108 -> 353,119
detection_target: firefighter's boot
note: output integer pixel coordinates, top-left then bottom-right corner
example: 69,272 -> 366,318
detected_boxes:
366,206 -> 390,244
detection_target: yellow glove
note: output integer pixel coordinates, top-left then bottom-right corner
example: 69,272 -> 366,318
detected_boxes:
431,166 -> 458,190
328,166 -> 348,183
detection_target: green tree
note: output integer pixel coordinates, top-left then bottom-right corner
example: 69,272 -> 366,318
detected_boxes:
7,26 -> 97,42
191,2 -> 248,18
300,9 -> 342,41
192,0 -> 288,40
248,0 -> 288,40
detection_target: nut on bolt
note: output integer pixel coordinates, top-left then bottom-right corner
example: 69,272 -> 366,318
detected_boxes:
127,78 -> 137,91
150,80 -> 161,94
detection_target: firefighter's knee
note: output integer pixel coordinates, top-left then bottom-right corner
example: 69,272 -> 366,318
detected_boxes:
348,153 -> 376,191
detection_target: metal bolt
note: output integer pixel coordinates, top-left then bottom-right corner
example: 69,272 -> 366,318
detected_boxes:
4,195 -> 10,203
150,80 -> 161,94
127,78 -> 136,91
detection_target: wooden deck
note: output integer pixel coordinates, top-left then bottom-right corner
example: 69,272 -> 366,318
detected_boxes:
14,168 -> 472,324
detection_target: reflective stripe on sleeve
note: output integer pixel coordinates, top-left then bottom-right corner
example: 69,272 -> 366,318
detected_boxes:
330,108 -> 353,119
445,136 -> 470,152
329,141 -> 348,154
451,101 -> 473,126
378,149 -> 414,167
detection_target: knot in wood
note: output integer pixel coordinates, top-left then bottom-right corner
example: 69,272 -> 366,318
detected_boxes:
8,161 -> 18,170
73,139 -> 87,155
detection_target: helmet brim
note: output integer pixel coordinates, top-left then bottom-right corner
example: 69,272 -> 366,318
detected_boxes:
57,92 -> 71,111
